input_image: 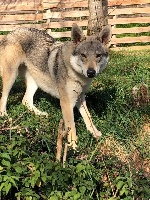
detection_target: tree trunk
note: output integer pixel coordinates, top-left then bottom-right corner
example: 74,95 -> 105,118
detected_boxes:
87,0 -> 108,36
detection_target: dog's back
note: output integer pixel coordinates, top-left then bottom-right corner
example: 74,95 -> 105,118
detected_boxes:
0,28 -> 55,72
1,27 -> 55,48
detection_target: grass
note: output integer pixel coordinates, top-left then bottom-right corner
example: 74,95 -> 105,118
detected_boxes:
0,50 -> 150,199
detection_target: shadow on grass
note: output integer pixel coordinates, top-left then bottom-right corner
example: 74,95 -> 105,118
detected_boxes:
86,87 -> 117,117
8,79 -> 60,111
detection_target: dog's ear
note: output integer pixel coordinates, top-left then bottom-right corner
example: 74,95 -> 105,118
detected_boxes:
98,25 -> 112,45
71,23 -> 84,44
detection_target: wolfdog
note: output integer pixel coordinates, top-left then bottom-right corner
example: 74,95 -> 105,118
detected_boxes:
0,24 -> 111,148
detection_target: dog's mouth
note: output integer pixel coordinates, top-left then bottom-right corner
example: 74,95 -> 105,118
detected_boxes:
87,74 -> 96,78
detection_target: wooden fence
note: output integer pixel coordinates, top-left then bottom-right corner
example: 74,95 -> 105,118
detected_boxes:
0,0 -> 150,50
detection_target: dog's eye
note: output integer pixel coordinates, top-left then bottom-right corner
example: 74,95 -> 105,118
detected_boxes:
96,54 -> 102,58
81,53 -> 86,58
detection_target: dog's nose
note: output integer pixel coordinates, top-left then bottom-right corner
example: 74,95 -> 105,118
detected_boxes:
87,68 -> 96,78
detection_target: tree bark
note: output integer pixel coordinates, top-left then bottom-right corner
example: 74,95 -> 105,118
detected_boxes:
87,0 -> 108,36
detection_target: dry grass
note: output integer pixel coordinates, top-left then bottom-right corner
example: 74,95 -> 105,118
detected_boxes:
98,122 -> 150,177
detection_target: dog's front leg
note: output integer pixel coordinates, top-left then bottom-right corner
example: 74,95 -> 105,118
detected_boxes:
76,93 -> 102,138
59,96 -> 77,149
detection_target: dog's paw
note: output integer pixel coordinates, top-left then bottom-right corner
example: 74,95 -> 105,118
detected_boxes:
36,111 -> 48,117
91,128 -> 102,138
87,125 -> 102,138
31,106 -> 48,116
22,101 -> 48,117
94,130 -> 102,138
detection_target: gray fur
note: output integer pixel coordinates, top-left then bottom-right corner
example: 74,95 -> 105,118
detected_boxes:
0,24 -> 111,149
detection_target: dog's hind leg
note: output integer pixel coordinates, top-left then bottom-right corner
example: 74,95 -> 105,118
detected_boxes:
0,70 -> 18,116
0,44 -> 22,116
76,93 -> 102,138
22,70 -> 48,116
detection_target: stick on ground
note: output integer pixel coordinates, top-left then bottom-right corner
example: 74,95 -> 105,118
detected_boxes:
56,119 -> 68,162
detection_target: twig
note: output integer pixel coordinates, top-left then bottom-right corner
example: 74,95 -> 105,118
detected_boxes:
0,112 -> 27,132
63,143 -> 68,167
0,125 -> 20,131
9,118 -> 12,140
12,111 -> 27,125
56,119 -> 64,161
56,119 -> 68,162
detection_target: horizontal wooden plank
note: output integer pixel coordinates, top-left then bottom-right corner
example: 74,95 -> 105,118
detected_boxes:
44,7 -> 150,19
0,21 -> 45,25
109,17 -> 150,25
1,25 -> 149,36
47,30 -> 150,42
48,26 -> 150,36
0,2 -> 43,12
110,45 -> 150,51
0,16 -> 149,28
1,6 -> 149,16
111,36 -> 150,44
40,26 -> 145,36
0,10 -> 42,14
44,17 -> 150,30
1,0 -> 36,4
47,30 -> 72,38
113,27 -> 150,34
108,0 -> 150,6
109,7 -> 150,15
0,24 -> 45,32
1,30 -> 149,45
0,13 -> 43,22
45,20 -> 88,29
43,10 -> 89,19
0,0 -> 149,13
0,21 -> 150,34
43,0 -> 150,7
43,0 -> 88,9
1,26 -> 148,38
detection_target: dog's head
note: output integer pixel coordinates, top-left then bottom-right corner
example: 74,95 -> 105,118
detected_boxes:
70,23 -> 111,78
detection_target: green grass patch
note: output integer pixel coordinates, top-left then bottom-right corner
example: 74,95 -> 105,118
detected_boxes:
0,50 -> 150,199
0,31 -> 9,35
117,23 -> 150,28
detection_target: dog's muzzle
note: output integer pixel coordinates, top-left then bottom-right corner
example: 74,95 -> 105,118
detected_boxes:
87,68 -> 96,78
